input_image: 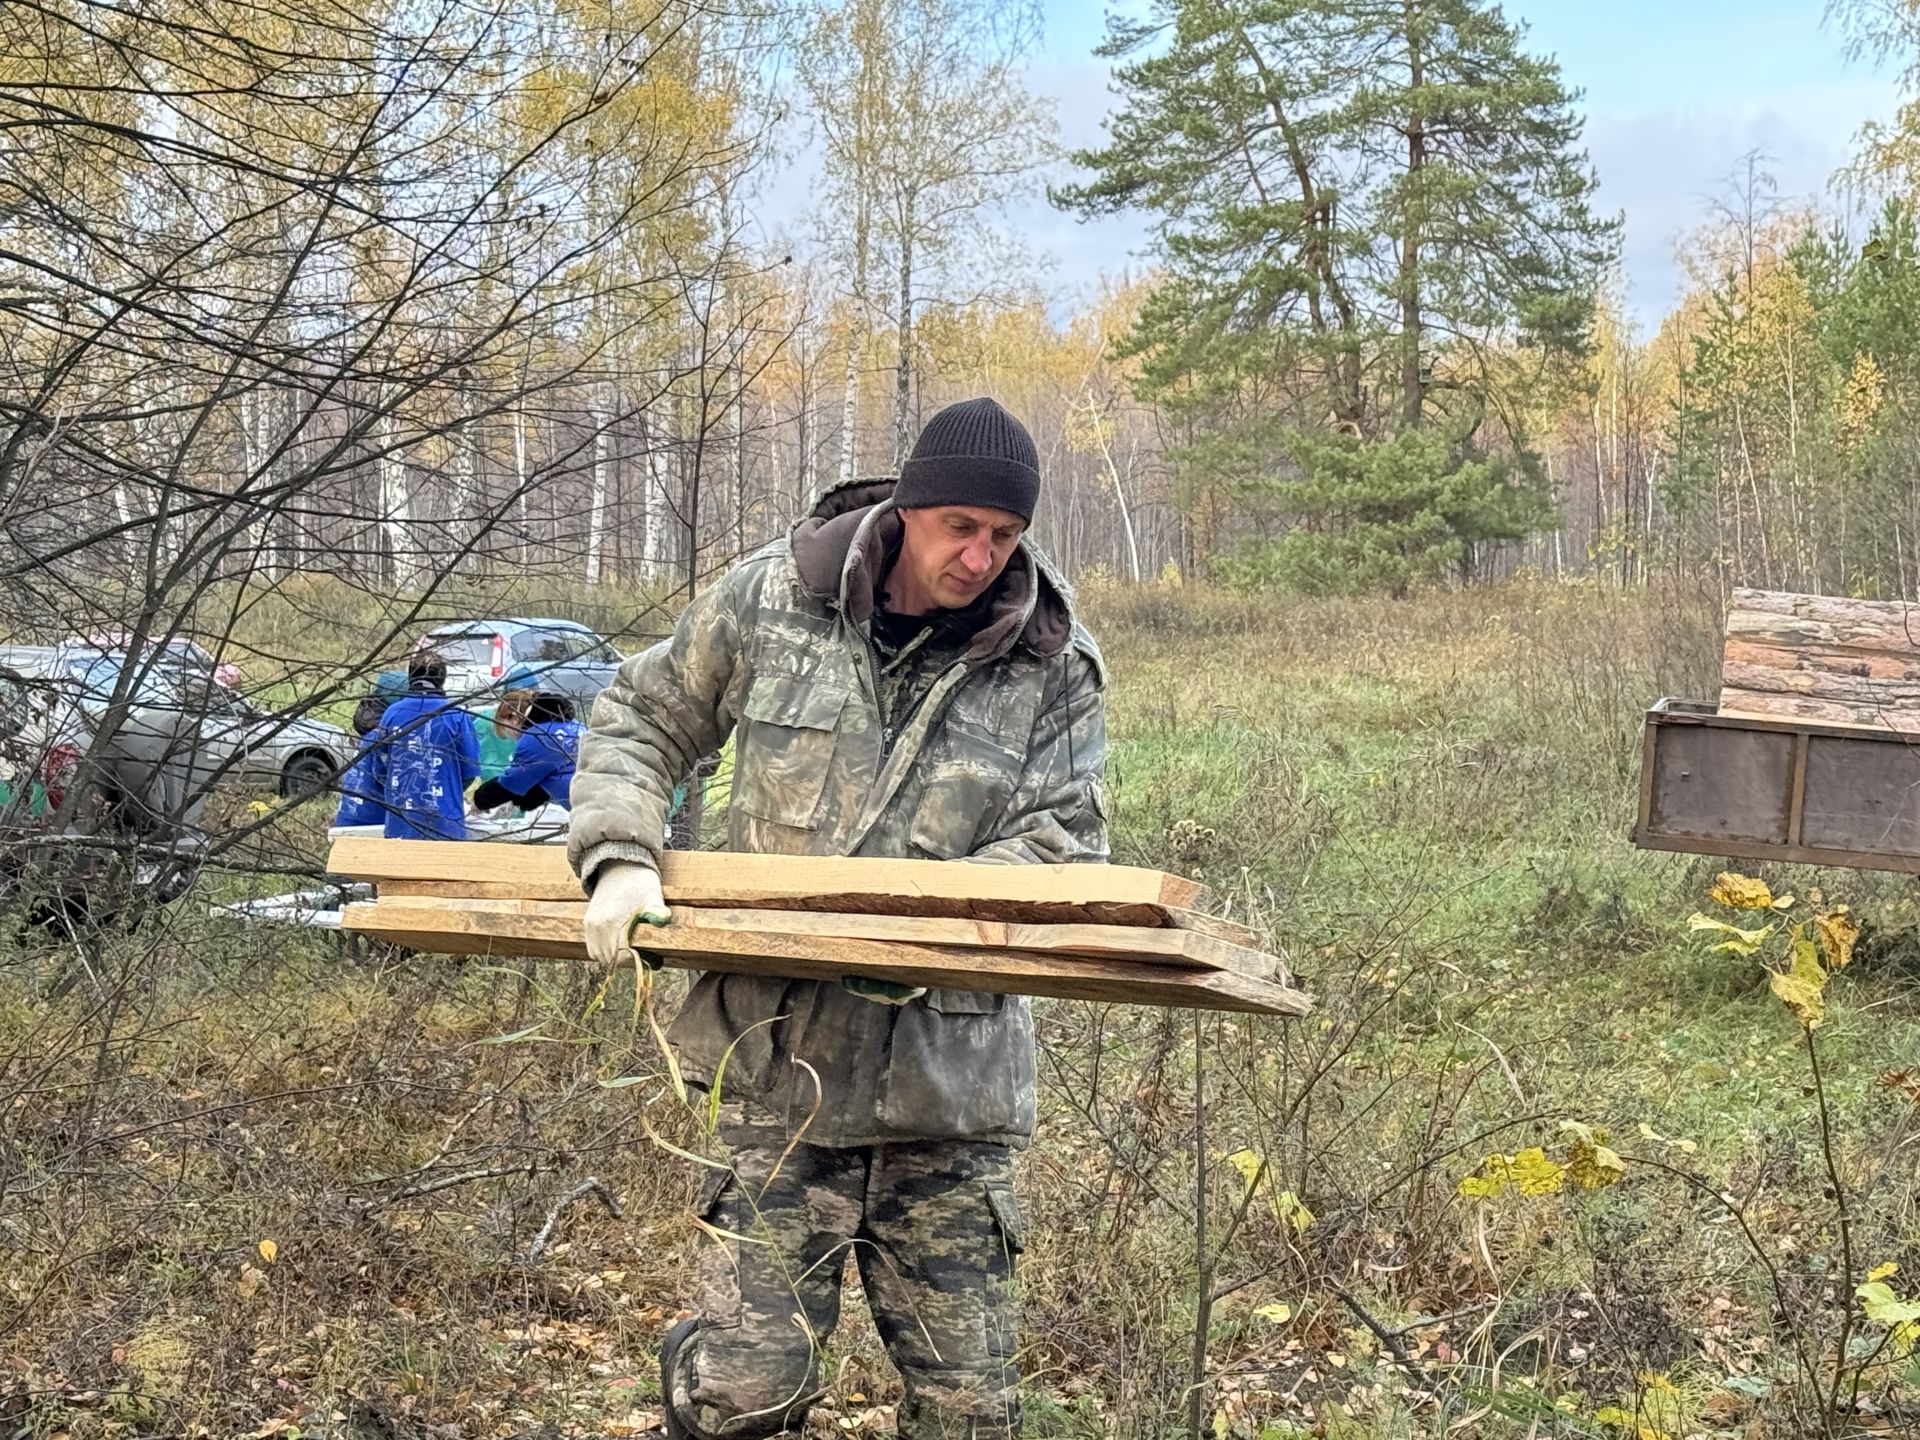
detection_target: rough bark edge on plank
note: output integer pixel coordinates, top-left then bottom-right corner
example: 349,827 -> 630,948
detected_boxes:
366,894 -> 1282,980
1721,591 -> 1920,733
363,875 -> 1268,943
340,902 -> 1311,1017
1718,693 -> 1920,734
364,876 -> 1185,927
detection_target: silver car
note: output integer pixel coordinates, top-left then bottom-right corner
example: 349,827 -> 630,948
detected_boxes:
0,657 -> 210,915
416,618 -> 625,704
0,645 -> 353,805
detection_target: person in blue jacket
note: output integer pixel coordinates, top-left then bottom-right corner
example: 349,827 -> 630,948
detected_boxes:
472,693 -> 583,812
376,653 -> 480,840
334,670 -> 407,827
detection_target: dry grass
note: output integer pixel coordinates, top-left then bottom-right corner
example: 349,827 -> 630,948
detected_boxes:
4,578 -> 1919,1439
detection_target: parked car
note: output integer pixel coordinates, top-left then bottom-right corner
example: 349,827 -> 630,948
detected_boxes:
0,661 -> 208,917
0,645 -> 353,801
80,632 -> 244,689
415,619 -> 624,705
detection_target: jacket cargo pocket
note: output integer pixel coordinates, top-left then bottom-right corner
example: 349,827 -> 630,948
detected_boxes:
924,987 -> 1005,1015
692,1163 -> 733,1223
690,1164 -> 746,1330
733,673 -> 846,830
908,718 -> 1024,858
984,1178 -> 1025,1257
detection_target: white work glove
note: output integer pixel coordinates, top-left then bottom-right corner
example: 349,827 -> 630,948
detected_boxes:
584,861 -> 672,968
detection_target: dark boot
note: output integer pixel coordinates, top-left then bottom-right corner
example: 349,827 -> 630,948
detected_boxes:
659,1318 -> 698,1440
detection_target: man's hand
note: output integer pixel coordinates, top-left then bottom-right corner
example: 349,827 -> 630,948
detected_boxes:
584,861 -> 672,968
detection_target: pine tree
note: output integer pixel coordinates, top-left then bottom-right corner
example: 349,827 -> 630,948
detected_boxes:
1053,0 -> 1617,589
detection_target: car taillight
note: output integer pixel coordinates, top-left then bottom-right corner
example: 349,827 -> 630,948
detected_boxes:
42,743 -> 79,810
490,635 -> 505,678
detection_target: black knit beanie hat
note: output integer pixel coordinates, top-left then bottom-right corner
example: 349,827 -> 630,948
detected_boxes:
893,397 -> 1041,522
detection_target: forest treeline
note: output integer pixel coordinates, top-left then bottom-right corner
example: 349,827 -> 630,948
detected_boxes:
5,0 -> 1920,621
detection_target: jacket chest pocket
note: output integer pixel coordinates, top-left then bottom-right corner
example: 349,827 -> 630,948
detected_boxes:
907,717 -> 1027,859
732,673 -> 847,831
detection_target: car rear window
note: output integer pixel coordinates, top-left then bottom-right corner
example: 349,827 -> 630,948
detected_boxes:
70,656 -> 185,707
425,633 -> 495,667
511,628 -> 615,664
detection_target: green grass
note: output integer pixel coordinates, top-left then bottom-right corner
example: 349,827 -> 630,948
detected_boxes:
4,578 -> 1919,1439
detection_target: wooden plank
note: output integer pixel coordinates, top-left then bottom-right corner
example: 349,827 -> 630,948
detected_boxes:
1728,588 -> 1920,651
1719,693 -> 1920,734
366,890 -> 1269,953
1645,718 -> 1796,844
1723,637 -> 1920,680
368,894 -> 1282,980
1785,730 -> 1809,846
370,877 -> 1258,938
1632,826 -> 1920,878
1635,699 -> 1661,844
1723,659 -> 1920,708
1163,907 -> 1268,950
326,838 -> 1213,927
1721,590 -> 1920,732
340,901 -> 1312,1017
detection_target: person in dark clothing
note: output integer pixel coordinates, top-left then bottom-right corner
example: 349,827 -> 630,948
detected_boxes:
574,397 -> 1107,1440
377,653 -> 481,840
350,670 -> 408,740
473,693 -> 583,812
336,670 -> 408,828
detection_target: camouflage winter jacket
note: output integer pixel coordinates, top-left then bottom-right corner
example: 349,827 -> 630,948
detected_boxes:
568,479 -> 1109,1146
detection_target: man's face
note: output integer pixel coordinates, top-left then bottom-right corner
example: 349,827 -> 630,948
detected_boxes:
895,505 -> 1027,611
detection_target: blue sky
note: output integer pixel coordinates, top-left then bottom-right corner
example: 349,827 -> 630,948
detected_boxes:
1023,0 -> 1902,332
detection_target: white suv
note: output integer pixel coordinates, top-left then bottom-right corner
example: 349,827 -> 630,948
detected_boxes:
415,619 -> 625,704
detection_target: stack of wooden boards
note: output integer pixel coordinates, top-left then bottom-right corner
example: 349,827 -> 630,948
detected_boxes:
330,838 -> 1311,1017
1720,587 -> 1920,732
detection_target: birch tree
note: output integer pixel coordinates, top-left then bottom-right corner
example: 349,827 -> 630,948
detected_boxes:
796,0 -> 893,484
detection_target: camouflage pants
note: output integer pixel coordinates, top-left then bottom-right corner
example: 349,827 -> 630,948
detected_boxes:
667,1102 -> 1023,1439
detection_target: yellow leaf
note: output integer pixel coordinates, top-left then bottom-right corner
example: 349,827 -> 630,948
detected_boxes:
1225,1147 -> 1267,1196
1770,934 -> 1828,1027
1857,1280 -> 1920,1327
1637,1370 -> 1677,1393
1686,913 -> 1775,955
1272,1190 -> 1315,1233
1857,1276 -> 1920,1349
1252,1302 -> 1293,1323
257,1239 -> 277,1264
1635,1122 -> 1697,1154
1562,1123 -> 1626,1190
1867,1262 -> 1900,1282
1770,893 -> 1796,910
1593,1406 -> 1632,1427
1509,1147 -> 1565,1196
1459,1153 -> 1511,1199
1709,872 -> 1775,909
1770,968 -> 1825,1027
1816,909 -> 1859,970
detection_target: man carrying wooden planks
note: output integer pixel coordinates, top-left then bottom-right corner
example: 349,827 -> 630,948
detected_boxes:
569,397 -> 1106,1439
